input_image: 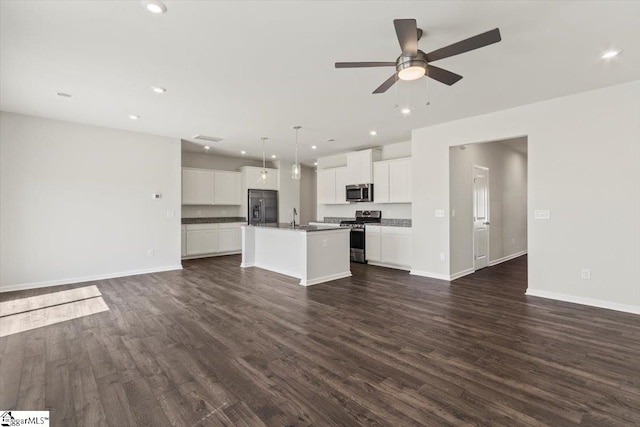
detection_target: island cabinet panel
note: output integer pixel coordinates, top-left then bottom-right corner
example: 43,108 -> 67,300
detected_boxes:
214,171 -> 242,205
186,224 -> 218,255
182,168 -> 215,205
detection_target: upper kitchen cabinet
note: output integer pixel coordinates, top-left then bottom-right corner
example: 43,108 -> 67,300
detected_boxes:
182,168 -> 215,205
317,167 -> 349,205
240,166 -> 279,191
346,149 -> 381,185
372,158 -> 412,203
214,171 -> 242,205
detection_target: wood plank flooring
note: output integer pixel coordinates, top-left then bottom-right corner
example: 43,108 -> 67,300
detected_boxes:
1,255 -> 639,426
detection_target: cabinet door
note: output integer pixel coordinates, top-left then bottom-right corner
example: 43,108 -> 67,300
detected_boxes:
265,169 -> 278,190
365,228 -> 381,262
214,171 -> 241,205
389,159 -> 411,203
347,150 -> 372,184
373,162 -> 390,203
218,223 -> 243,252
195,170 -> 215,204
182,169 -> 197,204
381,228 -> 412,267
186,229 -> 218,255
317,169 -> 336,204
334,167 -> 349,204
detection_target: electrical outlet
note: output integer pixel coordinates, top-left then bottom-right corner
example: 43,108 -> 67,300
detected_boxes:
435,209 -> 445,218
534,209 -> 550,220
147,249 -> 155,257
440,252 -> 446,261
167,210 -> 175,218
581,268 -> 591,280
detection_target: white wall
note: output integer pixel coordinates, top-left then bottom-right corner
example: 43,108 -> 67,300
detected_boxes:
300,165 -> 317,225
181,151 -> 274,218
449,140 -> 528,275
316,141 -> 413,221
0,112 -> 182,291
411,80 -> 640,313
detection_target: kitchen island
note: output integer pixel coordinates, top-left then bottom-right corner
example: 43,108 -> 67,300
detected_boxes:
241,224 -> 351,286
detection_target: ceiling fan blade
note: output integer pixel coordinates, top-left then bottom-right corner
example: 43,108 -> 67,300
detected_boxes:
427,65 -> 463,86
426,28 -> 502,63
373,73 -> 398,94
394,19 -> 418,56
335,62 -> 396,68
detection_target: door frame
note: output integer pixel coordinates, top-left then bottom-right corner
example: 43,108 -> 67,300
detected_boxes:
472,165 -> 490,271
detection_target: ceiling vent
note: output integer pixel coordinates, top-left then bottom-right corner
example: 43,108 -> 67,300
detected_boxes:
193,134 -> 223,143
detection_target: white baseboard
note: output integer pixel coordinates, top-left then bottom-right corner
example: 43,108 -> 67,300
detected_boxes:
240,262 -> 255,268
302,271 -> 352,287
410,269 -> 451,281
367,261 -> 411,272
253,263 -> 301,281
0,265 -> 184,293
449,268 -> 476,281
526,289 -> 640,315
489,250 -> 528,267
182,251 -> 242,260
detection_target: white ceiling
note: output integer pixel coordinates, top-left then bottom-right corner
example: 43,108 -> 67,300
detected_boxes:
1,1 -> 638,164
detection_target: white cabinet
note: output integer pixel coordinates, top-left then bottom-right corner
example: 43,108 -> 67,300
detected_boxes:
317,169 -> 336,204
218,223 -> 243,252
334,167 -> 349,204
372,158 -> 412,204
365,226 -> 381,262
183,222 -> 244,258
214,171 -> 242,205
366,226 -> 412,269
182,169 -> 215,205
347,150 -> 374,185
186,224 -> 218,255
241,166 -> 278,191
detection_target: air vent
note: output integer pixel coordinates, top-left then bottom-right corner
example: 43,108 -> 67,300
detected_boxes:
193,134 -> 223,143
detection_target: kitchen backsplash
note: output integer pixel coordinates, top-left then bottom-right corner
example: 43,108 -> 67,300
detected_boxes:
316,203 -> 412,222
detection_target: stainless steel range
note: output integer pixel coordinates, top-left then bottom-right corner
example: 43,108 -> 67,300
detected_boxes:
340,210 -> 382,263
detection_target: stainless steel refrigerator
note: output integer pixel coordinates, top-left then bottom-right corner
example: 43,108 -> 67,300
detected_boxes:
248,190 -> 278,225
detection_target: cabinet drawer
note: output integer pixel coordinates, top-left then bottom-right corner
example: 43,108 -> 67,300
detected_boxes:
186,224 -> 218,231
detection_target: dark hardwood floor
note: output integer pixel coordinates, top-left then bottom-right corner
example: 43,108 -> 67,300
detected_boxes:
1,255 -> 639,426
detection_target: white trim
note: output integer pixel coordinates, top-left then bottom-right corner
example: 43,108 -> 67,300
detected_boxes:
182,251 -> 241,260
302,272 -> 352,287
0,265 -> 183,293
240,262 -> 255,268
449,268 -> 476,280
253,263 -> 301,280
367,261 -> 411,271
489,250 -> 528,266
410,269 -> 451,281
526,289 -> 640,315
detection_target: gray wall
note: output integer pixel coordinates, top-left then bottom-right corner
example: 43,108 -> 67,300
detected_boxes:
300,165 -> 317,224
449,140 -> 528,275
0,112 -> 182,291
411,80 -> 640,313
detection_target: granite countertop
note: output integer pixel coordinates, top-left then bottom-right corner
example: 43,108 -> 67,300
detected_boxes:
245,223 -> 346,232
182,217 -> 246,224
321,217 -> 412,227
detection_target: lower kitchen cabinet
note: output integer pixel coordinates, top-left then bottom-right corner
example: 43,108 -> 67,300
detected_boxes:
183,222 -> 244,258
366,226 -> 411,270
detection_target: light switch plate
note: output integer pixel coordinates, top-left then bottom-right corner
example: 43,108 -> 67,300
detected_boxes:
435,209 -> 445,218
534,209 -> 550,220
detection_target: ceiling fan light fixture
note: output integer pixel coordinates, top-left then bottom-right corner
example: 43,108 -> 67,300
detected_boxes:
398,65 -> 426,81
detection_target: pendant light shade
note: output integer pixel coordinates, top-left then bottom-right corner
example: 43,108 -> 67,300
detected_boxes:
291,126 -> 301,180
259,137 -> 268,184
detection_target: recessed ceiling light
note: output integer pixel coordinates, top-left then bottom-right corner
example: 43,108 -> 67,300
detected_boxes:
151,86 -> 166,94
204,145 -> 210,150
271,154 -> 277,159
241,150 -> 246,155
141,0 -> 167,14
311,145 -> 317,150
401,107 -> 411,115
369,130 -> 377,136
314,162 -> 318,166
57,92 -> 72,98
129,114 -> 140,120
601,49 -> 622,59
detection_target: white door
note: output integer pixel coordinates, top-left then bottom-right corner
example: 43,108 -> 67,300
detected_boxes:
473,166 -> 490,270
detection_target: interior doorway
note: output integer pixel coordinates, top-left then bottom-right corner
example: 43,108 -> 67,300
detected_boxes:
449,137 -> 528,280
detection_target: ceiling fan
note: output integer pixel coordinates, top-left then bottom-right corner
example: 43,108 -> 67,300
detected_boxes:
335,19 -> 501,94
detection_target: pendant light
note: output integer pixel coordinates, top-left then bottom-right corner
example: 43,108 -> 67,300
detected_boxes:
259,137 -> 268,183
291,126 -> 301,180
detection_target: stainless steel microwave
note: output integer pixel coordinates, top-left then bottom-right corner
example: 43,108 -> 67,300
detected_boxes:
346,184 -> 373,203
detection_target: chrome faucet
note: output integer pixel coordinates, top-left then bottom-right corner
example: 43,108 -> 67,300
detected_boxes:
291,208 -> 298,227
